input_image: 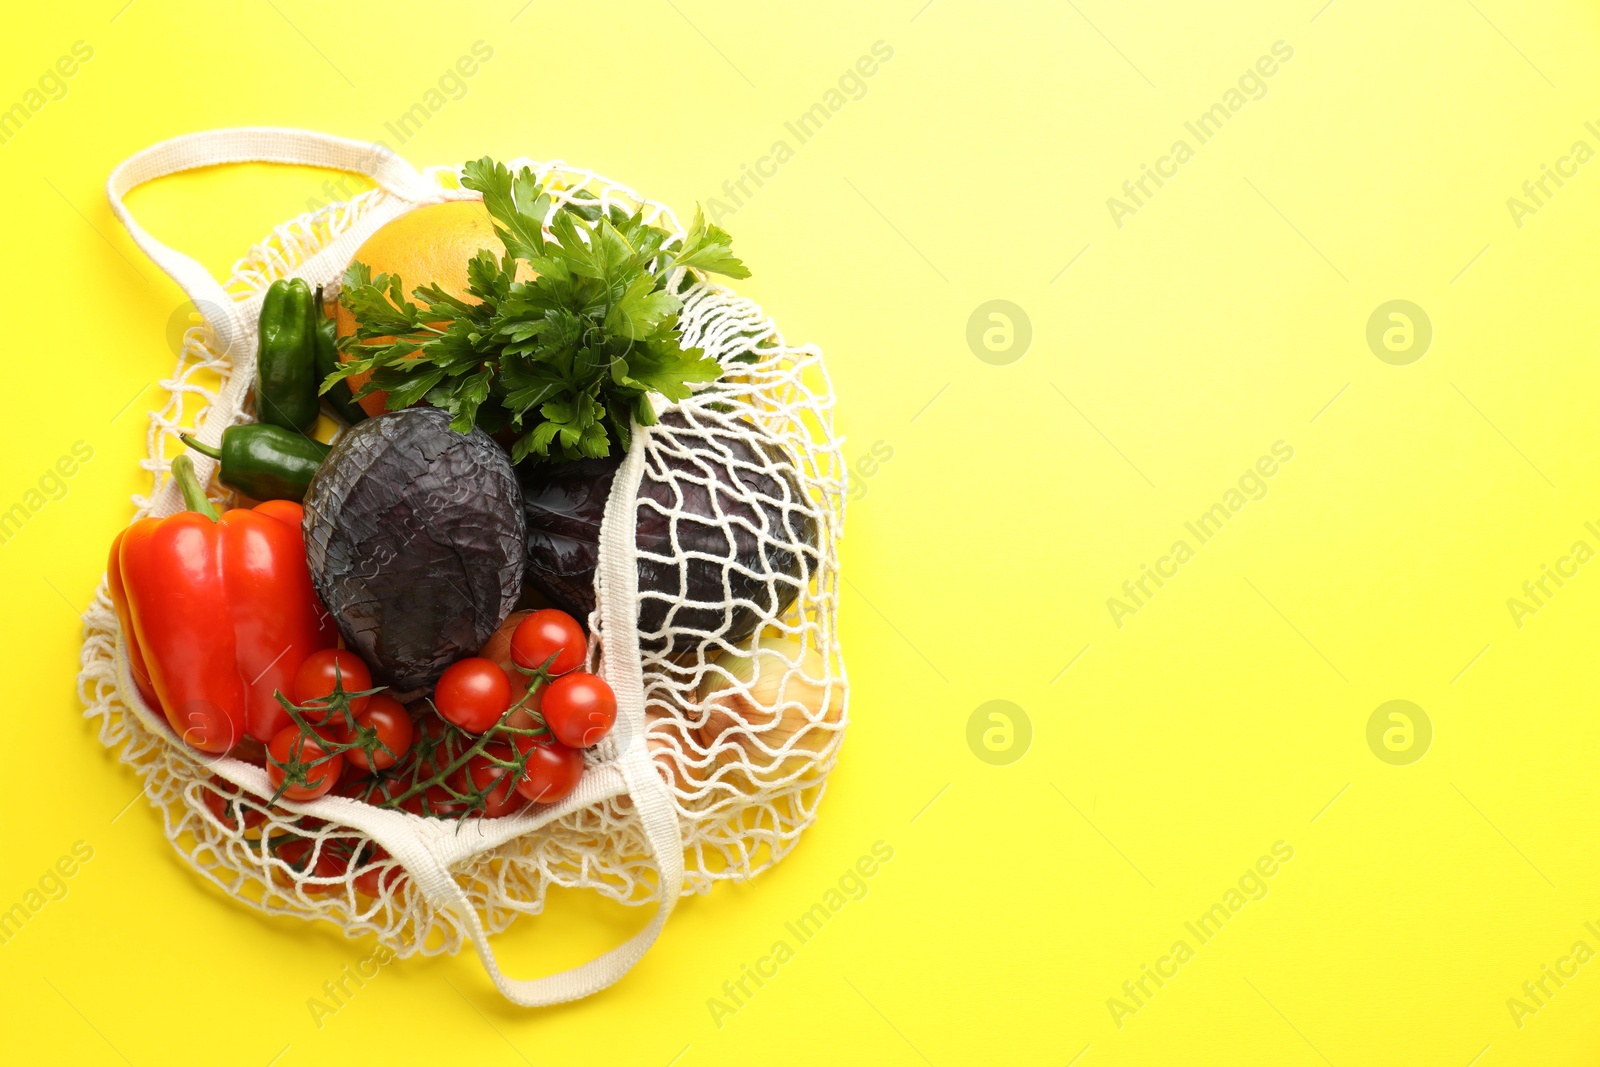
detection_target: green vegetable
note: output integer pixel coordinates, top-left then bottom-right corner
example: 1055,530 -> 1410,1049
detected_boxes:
255,278 -> 319,431
313,286 -> 368,426
328,157 -> 751,466
180,426 -> 330,503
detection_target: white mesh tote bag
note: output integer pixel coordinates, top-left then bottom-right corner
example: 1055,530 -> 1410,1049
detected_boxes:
75,127 -> 847,1006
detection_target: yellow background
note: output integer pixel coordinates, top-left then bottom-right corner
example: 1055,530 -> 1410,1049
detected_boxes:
4,0 -> 1600,1063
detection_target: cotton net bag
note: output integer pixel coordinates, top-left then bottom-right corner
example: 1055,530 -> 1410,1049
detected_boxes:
75,128 -> 847,1006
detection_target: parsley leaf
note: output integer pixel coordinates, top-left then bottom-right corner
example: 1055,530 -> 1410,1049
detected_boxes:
335,158 -> 749,465
671,207 -> 751,279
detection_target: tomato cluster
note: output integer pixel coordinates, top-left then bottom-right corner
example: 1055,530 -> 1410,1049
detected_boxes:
199,782 -> 405,899
259,609 -> 617,820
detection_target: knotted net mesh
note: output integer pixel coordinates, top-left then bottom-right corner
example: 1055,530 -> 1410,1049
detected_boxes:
75,158 -> 847,966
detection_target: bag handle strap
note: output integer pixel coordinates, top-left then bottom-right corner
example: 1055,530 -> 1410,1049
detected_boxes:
106,127 -> 439,345
421,746 -> 682,1006
106,128 -> 454,516
431,415 -> 685,1005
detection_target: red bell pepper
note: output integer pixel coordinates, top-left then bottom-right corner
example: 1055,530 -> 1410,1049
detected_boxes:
109,455 -> 337,753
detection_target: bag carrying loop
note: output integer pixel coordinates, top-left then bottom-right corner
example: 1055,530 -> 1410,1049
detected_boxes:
106,127 -> 438,338
103,128 -> 685,1006
105,127 -> 460,516
416,412 -> 682,1006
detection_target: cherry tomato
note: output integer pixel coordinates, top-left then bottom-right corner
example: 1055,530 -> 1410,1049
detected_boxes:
433,657 -> 513,733
344,777 -> 431,826
352,845 -> 406,898
277,837 -> 352,894
275,837 -> 313,873
267,727 -> 344,801
402,782 -> 471,819
457,744 -> 529,818
312,848 -> 354,893
293,649 -> 373,722
513,739 -> 585,804
339,694 -> 415,772
460,675 -> 548,754
336,773 -> 376,801
510,609 -> 588,676
201,779 -> 265,832
541,672 -> 617,749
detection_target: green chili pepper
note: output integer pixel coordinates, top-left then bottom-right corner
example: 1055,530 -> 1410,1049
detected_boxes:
314,287 -> 368,426
180,426 -> 329,503
255,278 -> 319,431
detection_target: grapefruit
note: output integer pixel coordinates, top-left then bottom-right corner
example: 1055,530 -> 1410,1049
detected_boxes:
334,200 -> 507,417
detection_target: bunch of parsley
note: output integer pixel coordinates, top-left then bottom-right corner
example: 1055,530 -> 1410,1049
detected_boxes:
325,157 -> 750,465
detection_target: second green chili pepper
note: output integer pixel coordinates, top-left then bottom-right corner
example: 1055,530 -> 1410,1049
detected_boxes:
256,278 -> 319,431
314,287 -> 368,426
180,426 -> 330,503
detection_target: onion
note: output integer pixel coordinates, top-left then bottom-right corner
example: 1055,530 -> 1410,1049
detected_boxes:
694,636 -> 843,787
645,705 -> 704,794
